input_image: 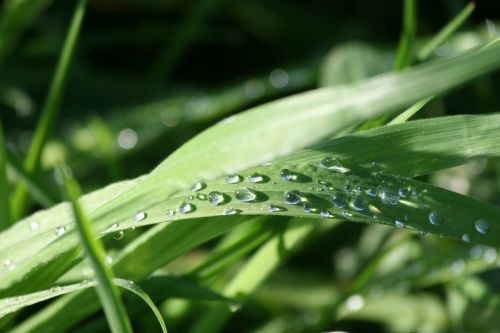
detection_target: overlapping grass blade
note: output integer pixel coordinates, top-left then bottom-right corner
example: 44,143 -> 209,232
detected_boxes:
418,2 -> 476,60
10,0 -> 86,220
61,167 -> 133,333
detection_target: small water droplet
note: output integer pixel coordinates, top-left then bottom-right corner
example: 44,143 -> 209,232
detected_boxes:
165,209 -> 175,217
302,203 -> 317,213
379,188 -> 399,205
133,211 -> 147,222
279,168 -> 298,181
365,186 -> 378,197
351,195 -> 366,211
474,219 -> 489,235
284,190 -> 302,205
208,191 -> 226,206
196,193 -> 207,200
105,256 -> 113,265
320,210 -> 331,218
319,156 -> 350,173
331,190 -> 348,208
178,202 -> 196,214
50,286 -> 62,294
55,226 -> 66,237
428,211 -> 441,226
268,204 -> 285,213
247,173 -> 265,183
410,187 -> 422,198
223,208 -> 240,215
188,195 -> 194,200
228,300 -> 242,312
346,294 -> 364,311
462,233 -> 472,243
113,231 -> 125,240
2,258 -> 12,267
395,220 -> 405,228
191,181 -> 206,192
29,221 -> 39,230
398,186 -> 410,198
226,174 -> 243,184
234,187 -> 257,202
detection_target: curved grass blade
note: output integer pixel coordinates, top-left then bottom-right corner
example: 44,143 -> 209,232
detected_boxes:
11,0 -> 87,220
0,278 -> 166,332
394,0 -> 417,70
418,2 -> 476,61
0,121 -> 11,230
60,167 -> 133,333
388,96 -> 432,125
2,112 -> 500,295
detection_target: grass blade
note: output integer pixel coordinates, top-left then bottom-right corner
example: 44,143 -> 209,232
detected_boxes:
418,2 -> 476,61
60,167 -> 133,333
0,121 -> 11,230
388,96 -> 432,125
394,0 -> 417,70
11,0 -> 87,221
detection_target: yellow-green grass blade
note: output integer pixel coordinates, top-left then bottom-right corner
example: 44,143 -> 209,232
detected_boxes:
60,168 -> 133,333
11,0 -> 86,221
418,2 -> 476,61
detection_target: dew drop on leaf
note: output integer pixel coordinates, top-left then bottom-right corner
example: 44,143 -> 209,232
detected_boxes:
284,190 -> 302,205
234,187 -> 257,202
226,174 -> 243,184
55,226 -> 66,237
223,208 -> 240,215
428,211 -> 441,226
279,168 -> 297,181
351,195 -> 366,211
462,233 -> 472,243
319,156 -> 349,173
196,193 -> 207,200
29,221 -> 39,230
247,173 -> 265,183
395,220 -> 405,228
133,211 -> 147,222
474,219 -> 490,235
191,181 -> 206,192
113,231 -> 125,240
178,202 -> 196,214
208,191 -> 226,206
378,188 -> 399,205
268,204 -> 285,213
165,209 -> 175,217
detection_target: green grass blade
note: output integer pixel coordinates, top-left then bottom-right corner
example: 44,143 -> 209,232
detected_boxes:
0,121 -> 11,230
394,0 -> 417,70
0,278 -> 166,333
5,148 -> 57,208
388,96 -> 432,125
11,0 -> 87,221
418,2 -> 476,61
60,167 -> 133,333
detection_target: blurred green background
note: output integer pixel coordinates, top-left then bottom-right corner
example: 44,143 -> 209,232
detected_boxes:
1,0 -> 500,332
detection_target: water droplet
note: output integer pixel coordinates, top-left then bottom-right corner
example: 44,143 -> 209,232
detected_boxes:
191,181 -> 206,192
365,186 -> 378,197
113,231 -> 125,240
346,294 -> 364,311
428,211 -> 441,226
29,221 -> 39,230
165,209 -> 175,217
247,173 -> 265,183
462,233 -> 472,243
133,211 -> 147,222
341,210 -> 352,217
234,187 -> 257,202
395,220 -> 405,228
223,208 -> 240,215
474,219 -> 490,235
351,195 -> 366,211
319,156 -> 350,173
2,258 -> 12,267
331,190 -> 348,208
178,202 -> 195,214
268,204 -> 285,213
188,195 -> 194,200
55,226 -> 66,237
279,168 -> 297,181
105,256 -> 113,265
226,174 -> 243,184
379,188 -> 399,205
302,203 -> 317,213
208,191 -> 226,206
410,187 -> 422,198
320,210 -> 331,218
284,190 -> 302,205
50,286 -> 62,294
398,186 -> 410,198
196,193 -> 207,200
